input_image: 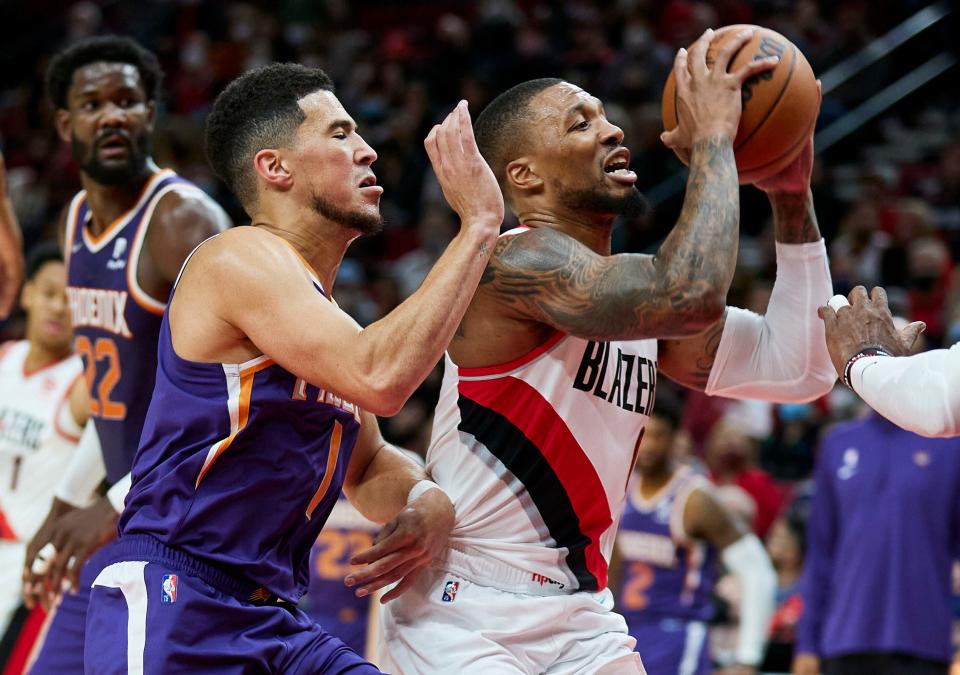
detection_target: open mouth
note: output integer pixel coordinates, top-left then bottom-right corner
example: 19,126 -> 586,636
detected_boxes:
97,135 -> 131,158
358,173 -> 384,197
603,149 -> 637,184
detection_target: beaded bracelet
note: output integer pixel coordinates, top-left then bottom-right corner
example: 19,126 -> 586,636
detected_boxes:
843,346 -> 893,391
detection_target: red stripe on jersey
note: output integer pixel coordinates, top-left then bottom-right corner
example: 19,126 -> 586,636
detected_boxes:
458,331 -> 565,378
458,376 -> 612,588
0,507 -> 18,540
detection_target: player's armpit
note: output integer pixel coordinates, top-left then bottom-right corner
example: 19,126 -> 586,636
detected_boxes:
657,311 -> 728,391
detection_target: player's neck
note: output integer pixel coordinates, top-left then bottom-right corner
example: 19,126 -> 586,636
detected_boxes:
635,461 -> 677,499
515,205 -> 614,255
777,565 -> 800,589
23,340 -> 70,373
251,209 -> 357,294
82,168 -> 154,236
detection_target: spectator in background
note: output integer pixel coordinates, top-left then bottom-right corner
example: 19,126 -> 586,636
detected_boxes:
793,330 -> 960,675
0,244 -> 84,673
705,420 -> 786,539
761,490 -> 811,673
615,397 -> 776,674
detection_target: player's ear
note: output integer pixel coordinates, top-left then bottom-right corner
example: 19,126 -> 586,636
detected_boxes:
505,157 -> 542,194
144,100 -> 157,133
19,280 -> 33,313
253,149 -> 293,193
54,109 -> 72,144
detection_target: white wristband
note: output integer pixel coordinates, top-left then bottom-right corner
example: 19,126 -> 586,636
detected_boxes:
407,479 -> 442,504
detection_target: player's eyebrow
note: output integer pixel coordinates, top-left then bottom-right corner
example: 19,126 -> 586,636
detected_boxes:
565,97 -> 604,123
326,118 -> 356,133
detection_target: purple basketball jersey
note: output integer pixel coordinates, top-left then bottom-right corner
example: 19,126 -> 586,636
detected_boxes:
616,466 -> 717,626
65,169 -> 203,484
120,246 -> 363,602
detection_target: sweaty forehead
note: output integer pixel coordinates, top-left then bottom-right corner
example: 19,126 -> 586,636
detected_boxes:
70,62 -> 142,98
528,83 -> 601,138
298,90 -> 353,129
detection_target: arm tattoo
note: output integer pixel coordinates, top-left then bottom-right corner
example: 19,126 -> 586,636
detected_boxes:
479,135 -> 740,340
770,190 -> 821,244
659,315 -> 727,391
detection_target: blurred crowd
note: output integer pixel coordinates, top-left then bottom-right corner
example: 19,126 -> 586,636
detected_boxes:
0,0 -> 958,671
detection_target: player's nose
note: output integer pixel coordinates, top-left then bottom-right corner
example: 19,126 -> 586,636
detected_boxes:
599,119 -> 624,146
355,135 -> 377,165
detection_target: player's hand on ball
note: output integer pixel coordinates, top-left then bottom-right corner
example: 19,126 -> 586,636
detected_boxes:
345,486 -> 454,603
660,28 -> 780,153
22,496 -> 118,610
754,81 -> 821,194
424,100 -> 504,235
818,286 -> 926,380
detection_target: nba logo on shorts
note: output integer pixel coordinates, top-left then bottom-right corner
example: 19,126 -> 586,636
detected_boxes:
161,574 -> 178,603
441,580 -> 459,602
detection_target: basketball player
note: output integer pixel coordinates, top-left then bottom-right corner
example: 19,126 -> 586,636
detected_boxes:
12,36 -> 230,673
378,28 -> 835,674
81,62 -> 501,672
0,152 -> 23,320
0,244 -> 84,670
819,287 -> 955,437
616,398 -> 776,675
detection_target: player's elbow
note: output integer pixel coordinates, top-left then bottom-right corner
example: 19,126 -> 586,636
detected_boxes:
356,378 -> 411,417
671,287 -> 727,335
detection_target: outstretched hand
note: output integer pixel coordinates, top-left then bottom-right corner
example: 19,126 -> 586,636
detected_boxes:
425,100 -> 504,233
818,285 -> 925,380
22,496 -> 118,610
344,487 -> 454,603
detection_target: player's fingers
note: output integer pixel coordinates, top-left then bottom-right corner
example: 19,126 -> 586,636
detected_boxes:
869,286 -> 889,312
687,28 -> 713,77
348,528 -> 415,568
900,321 -> 926,350
715,28 -> 754,73
458,100 -> 479,156
672,47 -> 691,92
436,108 -> 458,161
423,125 -> 441,172
380,566 -> 425,604
847,285 -> 868,307
352,553 -> 429,599
817,304 -> 837,329
345,547 -> 418,592
731,54 -> 779,84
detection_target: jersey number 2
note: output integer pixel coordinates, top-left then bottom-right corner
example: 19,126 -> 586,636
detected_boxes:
75,336 -> 126,420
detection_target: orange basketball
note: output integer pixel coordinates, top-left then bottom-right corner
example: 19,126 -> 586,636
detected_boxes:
661,25 -> 819,184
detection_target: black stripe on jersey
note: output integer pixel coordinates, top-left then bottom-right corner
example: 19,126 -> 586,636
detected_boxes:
456,394 -> 599,591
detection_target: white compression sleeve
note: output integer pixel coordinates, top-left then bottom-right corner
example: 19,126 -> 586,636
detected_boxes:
850,343 -> 960,437
722,534 -> 777,666
106,472 -> 132,514
53,420 -> 105,508
705,240 -> 837,402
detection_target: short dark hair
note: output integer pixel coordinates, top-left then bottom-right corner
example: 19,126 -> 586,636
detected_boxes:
46,35 -> 162,110
25,241 -> 63,280
474,78 -> 563,186
205,63 -> 335,208
650,391 -> 682,431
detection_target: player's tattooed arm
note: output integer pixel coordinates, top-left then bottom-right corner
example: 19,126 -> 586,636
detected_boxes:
770,189 -> 821,244
481,135 -> 739,340
657,312 -> 727,391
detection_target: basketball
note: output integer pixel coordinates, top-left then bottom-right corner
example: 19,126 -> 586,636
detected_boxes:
661,25 -> 819,184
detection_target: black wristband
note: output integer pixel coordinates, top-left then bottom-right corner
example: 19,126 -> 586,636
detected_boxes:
843,346 -> 893,391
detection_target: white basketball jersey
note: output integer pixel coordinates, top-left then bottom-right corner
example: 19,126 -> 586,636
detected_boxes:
0,341 -> 83,540
428,229 -> 659,593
